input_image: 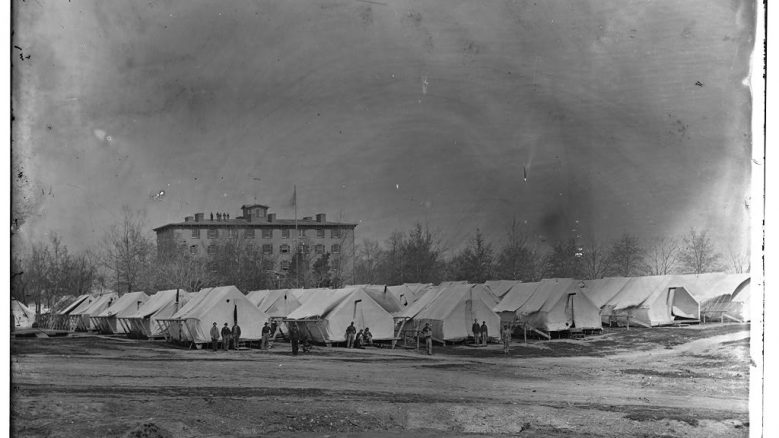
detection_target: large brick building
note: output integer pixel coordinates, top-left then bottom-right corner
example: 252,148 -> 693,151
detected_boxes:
153,204 -> 356,278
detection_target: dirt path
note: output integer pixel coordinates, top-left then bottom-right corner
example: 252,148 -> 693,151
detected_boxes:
11,324 -> 751,437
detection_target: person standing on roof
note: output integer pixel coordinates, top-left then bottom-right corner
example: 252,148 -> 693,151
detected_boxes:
345,321 -> 357,348
210,322 -> 220,351
421,323 -> 433,355
221,323 -> 231,351
502,324 -> 512,355
480,321 -> 488,346
232,322 -> 242,350
472,319 -> 481,345
261,322 -> 272,350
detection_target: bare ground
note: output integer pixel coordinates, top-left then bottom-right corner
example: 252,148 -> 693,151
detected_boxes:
10,324 -> 751,437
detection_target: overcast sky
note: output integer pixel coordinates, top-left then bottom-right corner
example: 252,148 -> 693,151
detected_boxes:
12,0 -> 755,257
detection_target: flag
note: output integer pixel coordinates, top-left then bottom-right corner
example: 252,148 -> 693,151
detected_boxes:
289,185 -> 297,208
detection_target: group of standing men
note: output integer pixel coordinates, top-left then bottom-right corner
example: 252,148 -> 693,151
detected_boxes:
345,322 -> 373,349
210,322 -> 242,351
472,319 -> 513,355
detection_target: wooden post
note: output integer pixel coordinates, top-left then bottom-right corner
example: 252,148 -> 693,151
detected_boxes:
626,313 -> 630,330
523,323 -> 527,344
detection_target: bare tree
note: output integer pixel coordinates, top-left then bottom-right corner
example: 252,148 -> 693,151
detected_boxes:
544,238 -> 584,279
380,231 -> 406,285
154,251 -> 217,292
208,231 -> 276,291
17,236 -> 97,312
401,223 -> 443,284
354,239 -> 382,284
606,233 -> 645,277
643,237 -> 680,275
448,228 -> 495,283
99,207 -> 156,294
495,218 -> 545,281
22,243 -> 51,313
580,240 -> 609,280
725,245 -> 750,274
679,228 -> 721,274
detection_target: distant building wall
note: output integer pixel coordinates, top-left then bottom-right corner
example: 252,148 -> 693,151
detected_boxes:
154,206 -> 356,282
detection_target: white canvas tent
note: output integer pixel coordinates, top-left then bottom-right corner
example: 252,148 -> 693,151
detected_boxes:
286,287 -> 395,343
507,279 -> 602,333
729,277 -> 751,322
396,283 -> 500,342
601,275 -> 700,327
484,280 -> 523,299
699,275 -> 751,322
363,286 -> 405,315
165,286 -> 269,345
665,273 -> 748,303
12,299 -> 36,329
261,290 -> 306,318
120,289 -> 193,338
246,289 -> 272,307
38,294 -> 81,329
582,277 -> 632,308
69,293 -> 118,331
385,284 -> 432,307
92,292 -> 149,334
493,282 -> 540,323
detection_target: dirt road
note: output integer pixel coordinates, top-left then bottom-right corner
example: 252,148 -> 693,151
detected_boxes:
11,324 -> 751,437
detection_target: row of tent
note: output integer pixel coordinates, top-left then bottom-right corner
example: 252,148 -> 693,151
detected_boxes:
33,272 -> 750,346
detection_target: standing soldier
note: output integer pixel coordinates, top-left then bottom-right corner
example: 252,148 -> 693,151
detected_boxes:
502,324 -> 512,355
480,321 -> 488,346
261,322 -> 271,350
221,323 -> 231,351
210,322 -> 220,351
232,322 -> 242,351
345,321 -> 357,348
289,323 -> 300,356
472,319 -> 481,345
421,323 -> 433,355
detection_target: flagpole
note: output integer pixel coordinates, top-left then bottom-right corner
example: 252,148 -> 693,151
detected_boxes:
294,185 -> 299,288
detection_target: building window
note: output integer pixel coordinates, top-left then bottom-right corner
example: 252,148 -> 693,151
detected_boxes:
281,229 -> 290,239
189,245 -> 198,255
298,229 -> 305,238
207,245 -> 216,255
245,229 -> 255,239
192,229 -> 200,239
262,244 -> 273,255
280,260 -> 290,271
331,244 -> 341,253
316,228 -> 325,238
331,228 -> 342,239
315,244 -> 325,254
207,229 -> 218,239
280,244 -> 290,254
262,229 -> 272,239
300,244 -> 309,254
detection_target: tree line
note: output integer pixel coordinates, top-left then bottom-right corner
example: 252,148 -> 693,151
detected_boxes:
12,208 -> 346,312
353,219 -> 749,286
12,209 -> 748,312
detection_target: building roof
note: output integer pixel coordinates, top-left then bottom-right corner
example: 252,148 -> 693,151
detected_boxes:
153,217 -> 357,232
241,204 -> 269,209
